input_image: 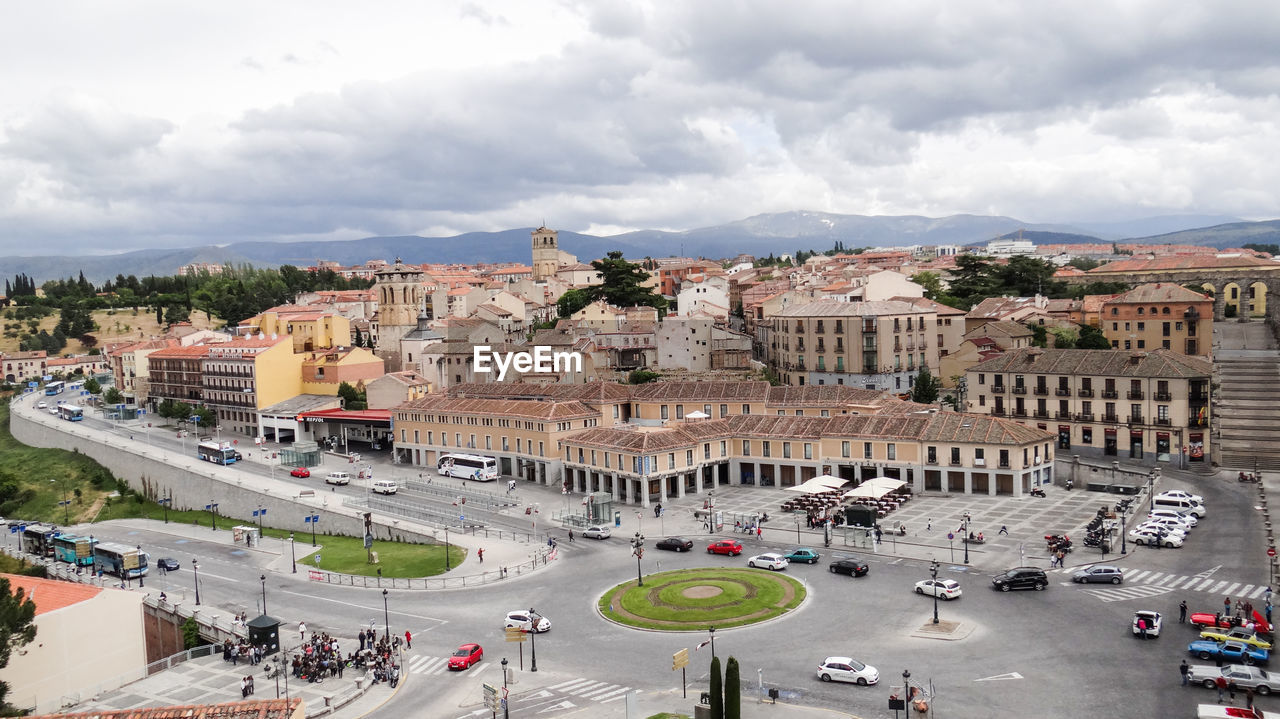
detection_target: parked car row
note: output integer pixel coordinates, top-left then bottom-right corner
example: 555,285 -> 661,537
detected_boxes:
1129,490 -> 1207,548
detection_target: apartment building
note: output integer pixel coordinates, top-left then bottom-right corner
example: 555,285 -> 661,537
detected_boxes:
964,348 -> 1211,463
770,300 -> 938,391
201,337 -> 304,438
239,306 -> 353,352
1100,283 -> 1213,357
147,346 -> 213,406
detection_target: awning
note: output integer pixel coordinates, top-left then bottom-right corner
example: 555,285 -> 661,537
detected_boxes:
684,410 -> 710,419
843,477 -> 906,499
785,474 -> 849,494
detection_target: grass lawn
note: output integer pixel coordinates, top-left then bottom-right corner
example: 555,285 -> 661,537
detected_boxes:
600,568 -> 806,630
647,714 -> 691,719
1,401 -> 463,577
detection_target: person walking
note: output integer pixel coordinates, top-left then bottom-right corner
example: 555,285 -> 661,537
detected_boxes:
998,525 -> 1009,535
1179,600 -> 1188,623
1056,550 -> 1066,568
1225,597 -> 1233,617
405,630 -> 412,650
477,548 -> 484,563
756,525 -> 762,539
1267,600 -> 1273,624
568,529 -> 575,542
1216,675 -> 1228,703
299,622 -> 307,643
1180,660 -> 1190,686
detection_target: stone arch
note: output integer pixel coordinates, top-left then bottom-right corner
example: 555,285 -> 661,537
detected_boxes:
1222,281 -> 1245,319
1246,280 -> 1269,318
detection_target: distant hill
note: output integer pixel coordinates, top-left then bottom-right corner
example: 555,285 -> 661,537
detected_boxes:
1068,214 -> 1246,240
1123,219 -> 1280,249
977,229 -> 1107,247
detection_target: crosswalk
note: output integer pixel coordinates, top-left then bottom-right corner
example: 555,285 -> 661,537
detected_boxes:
407,654 -> 451,676
544,678 -> 638,704
1053,566 -> 1272,603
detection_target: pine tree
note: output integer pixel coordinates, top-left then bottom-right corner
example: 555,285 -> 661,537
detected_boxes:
709,655 -> 723,719
724,657 -> 741,719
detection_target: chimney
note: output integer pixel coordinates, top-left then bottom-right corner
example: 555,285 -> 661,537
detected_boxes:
1129,352 -> 1146,365
1026,348 -> 1043,362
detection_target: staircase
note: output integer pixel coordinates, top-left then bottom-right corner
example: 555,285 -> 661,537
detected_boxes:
1215,323 -> 1280,471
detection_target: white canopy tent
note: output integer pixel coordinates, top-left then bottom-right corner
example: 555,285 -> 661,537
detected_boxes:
784,474 -> 849,494
684,410 -> 710,420
842,477 -> 906,499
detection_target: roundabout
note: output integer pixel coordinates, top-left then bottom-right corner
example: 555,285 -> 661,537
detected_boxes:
598,568 -> 807,631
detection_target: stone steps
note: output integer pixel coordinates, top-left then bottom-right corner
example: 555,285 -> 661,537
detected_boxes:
1214,332 -> 1280,470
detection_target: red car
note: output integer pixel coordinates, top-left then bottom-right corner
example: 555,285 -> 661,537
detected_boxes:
448,643 -> 483,670
707,540 -> 743,556
1191,611 -> 1273,635
290,467 -> 311,478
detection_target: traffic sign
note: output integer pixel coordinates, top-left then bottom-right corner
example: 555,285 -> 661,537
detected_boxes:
505,627 -> 528,643
672,648 -> 689,670
482,683 -> 500,711
1269,547 -> 1276,558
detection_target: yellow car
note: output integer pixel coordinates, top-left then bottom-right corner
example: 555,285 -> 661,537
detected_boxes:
1199,627 -> 1273,650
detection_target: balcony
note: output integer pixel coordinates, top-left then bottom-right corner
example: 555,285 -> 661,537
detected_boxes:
998,461 -> 1011,469
1128,415 -> 1144,424
861,322 -> 877,333
950,459 -> 963,466
993,384 -> 1007,393
1101,390 -> 1119,399
1189,417 -> 1209,427
1013,409 -> 1028,418
1033,410 -> 1050,419
1155,418 -> 1172,426
1078,388 -> 1094,397
926,458 -> 938,465
974,458 -> 986,467
1033,386 -> 1048,396
1055,388 -> 1072,397
862,365 -> 878,374
1011,386 -> 1027,395
1075,413 -> 1095,422
991,408 -> 1007,417
1154,392 -> 1172,401
1127,391 -> 1144,400
1102,414 -> 1119,423
1055,411 -> 1072,419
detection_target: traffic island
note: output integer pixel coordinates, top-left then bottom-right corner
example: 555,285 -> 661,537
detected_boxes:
909,618 -> 975,641
598,568 -> 806,631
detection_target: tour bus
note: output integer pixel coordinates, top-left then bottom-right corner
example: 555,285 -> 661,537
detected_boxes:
93,542 -> 149,579
437,453 -> 500,481
53,534 -> 97,566
21,523 -> 60,557
44,380 -> 65,396
58,404 -> 84,421
197,440 -> 238,465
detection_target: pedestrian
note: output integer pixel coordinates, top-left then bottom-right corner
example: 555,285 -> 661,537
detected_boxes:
1056,550 -> 1066,568
1137,617 -> 1147,639
1179,660 -> 1190,686
501,567 -> 507,577
1267,601 -> 1273,624
1247,687 -> 1256,709
359,629 -> 366,651
1237,599 -> 1246,617
568,529 -> 575,542
241,676 -> 249,699
927,518 -> 932,532
1267,586 -> 1274,604
1216,675 -> 1227,703
756,525 -> 762,539
1225,597 -> 1233,617
477,548 -> 484,563
405,630 -> 412,649
299,622 -> 307,643
1230,680 -> 1238,703
1245,600 -> 1254,619
999,525 -> 1009,535
1179,600 -> 1188,623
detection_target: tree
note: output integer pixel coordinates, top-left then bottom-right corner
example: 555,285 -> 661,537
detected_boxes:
1076,325 -> 1111,349
0,577 -> 38,713
181,616 -> 204,650
627,370 -> 660,384
83,377 -> 101,395
910,271 -> 945,300
190,406 -> 215,427
338,381 -> 367,410
164,304 -> 191,325
557,288 -> 592,319
995,256 -> 1062,298
352,326 -> 364,348
709,655 -> 723,719
1049,327 -> 1078,349
103,387 -> 124,405
1028,324 -> 1048,348
585,252 -> 668,315
1066,257 -> 1102,271
724,656 -> 741,719
910,366 -> 941,404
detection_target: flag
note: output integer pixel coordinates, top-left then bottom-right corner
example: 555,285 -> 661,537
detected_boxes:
695,639 -> 712,651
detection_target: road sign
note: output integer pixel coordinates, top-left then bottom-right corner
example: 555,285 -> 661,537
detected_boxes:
482,683 -> 500,711
1269,547 -> 1276,558
672,648 -> 689,670
505,627 -> 528,643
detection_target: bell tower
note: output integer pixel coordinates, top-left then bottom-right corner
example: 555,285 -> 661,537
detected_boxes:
532,226 -> 559,281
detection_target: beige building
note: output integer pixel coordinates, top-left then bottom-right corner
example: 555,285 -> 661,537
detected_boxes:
238,305 -> 353,353
964,348 -> 1212,465
367,369 -> 432,409
770,300 -> 939,392
1101,283 -> 1213,357
939,321 -> 1034,388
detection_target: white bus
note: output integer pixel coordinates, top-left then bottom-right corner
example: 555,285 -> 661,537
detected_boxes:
437,453 -> 499,481
197,440 -> 237,465
58,404 -> 84,421
93,542 -> 149,579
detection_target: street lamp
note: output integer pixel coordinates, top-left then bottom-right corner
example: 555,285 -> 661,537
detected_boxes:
444,526 -> 451,570
930,561 -> 939,625
1120,510 -> 1127,555
528,606 -> 539,672
501,658 -> 510,719
382,588 -> 390,639
708,626 -> 716,658
192,558 -> 201,605
903,669 -> 912,705
289,533 -> 296,574
260,574 -> 267,615
137,545 -> 145,588
631,532 -> 645,587
962,512 -> 971,565
206,502 -> 219,532
159,493 -> 171,524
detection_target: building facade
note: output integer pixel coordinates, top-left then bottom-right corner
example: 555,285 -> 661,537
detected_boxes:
1100,283 -> 1213,357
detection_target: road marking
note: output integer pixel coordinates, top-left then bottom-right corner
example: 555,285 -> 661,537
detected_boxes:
1196,565 -> 1223,579
1240,584 -> 1256,598
1082,585 -> 1174,603
279,589 -> 450,624
1129,570 -> 1150,582
537,701 -> 577,713
408,655 -> 449,675
1195,579 -> 1216,591
1209,581 -> 1229,595
1249,586 -> 1270,600
1225,582 -> 1242,597
974,672 -> 1024,681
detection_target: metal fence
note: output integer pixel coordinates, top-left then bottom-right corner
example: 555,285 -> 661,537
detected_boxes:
302,546 -> 555,590
400,477 -> 521,510
348,496 -> 487,529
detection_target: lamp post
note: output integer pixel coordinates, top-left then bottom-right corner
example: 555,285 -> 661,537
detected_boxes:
260,574 -> 267,615
1120,510 -> 1127,555
137,545 -> 145,588
206,502 -> 219,532
192,558 -> 201,606
930,561 -> 939,625
528,606 -> 539,672
501,658 -> 510,719
382,588 -> 390,638
708,626 -> 716,658
159,493 -> 171,524
289,533 -> 296,574
962,512 -> 971,565
631,532 -> 645,587
444,526 -> 451,570
903,669 -> 912,706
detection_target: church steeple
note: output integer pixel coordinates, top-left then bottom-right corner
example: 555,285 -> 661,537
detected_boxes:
531,226 -> 559,281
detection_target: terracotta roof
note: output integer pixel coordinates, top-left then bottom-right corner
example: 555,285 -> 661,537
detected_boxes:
968,296 -> 1042,319
889,296 -> 967,316
28,698 -> 301,719
3,573 -> 102,616
766,385 -> 887,406
397,396 -> 598,420
382,370 -> 430,386
1088,254 -> 1280,274
630,381 -> 772,403
149,345 -> 214,359
448,382 -> 632,403
963,320 -> 1033,340
918,412 -> 1053,444
966,348 -> 1213,378
772,299 -> 924,317
1104,283 -> 1212,304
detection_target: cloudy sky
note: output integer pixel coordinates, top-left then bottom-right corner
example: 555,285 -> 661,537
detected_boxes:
2,1 -> 1279,255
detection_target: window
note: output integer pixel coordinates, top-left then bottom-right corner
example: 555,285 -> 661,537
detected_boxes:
1000,449 -> 1010,467
762,441 -> 772,458
742,440 -> 751,456
978,374 -> 985,385
687,449 -> 694,465
975,448 -> 984,461
782,442 -> 790,458
841,441 -> 850,458
927,446 -> 937,463
720,404 -> 728,417
704,444 -> 711,460
742,404 -> 750,414
668,453 -> 676,470
1137,307 -> 1144,315
591,450 -> 597,465
720,440 -> 727,457
951,447 -> 961,464
704,404 -> 712,416
676,405 -> 684,420
485,435 -> 492,450
887,443 -> 896,460
613,405 -> 620,419
1137,322 -> 1145,331
661,405 -> 669,420
1082,426 -> 1092,444
864,442 -> 873,459
979,395 -> 986,406
605,453 -> 611,468
804,443 -> 812,459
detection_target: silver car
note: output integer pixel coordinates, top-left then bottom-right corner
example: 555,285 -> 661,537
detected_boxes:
1185,664 -> 1280,694
582,525 -> 611,540
1073,565 -> 1123,584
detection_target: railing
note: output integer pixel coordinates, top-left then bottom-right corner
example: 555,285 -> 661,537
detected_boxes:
1102,414 -> 1119,423
993,385 -> 1007,393
998,462 -> 1011,469
1189,418 -> 1209,427
1055,388 -> 1071,396
1127,391 -> 1145,400
401,477 -> 521,511
1033,387 -> 1048,396
1154,392 -> 1172,401
1155,418 -> 1172,426
1078,388 -> 1094,397
1033,410 -> 1050,419
1011,386 -> 1026,395
1054,411 -> 1072,419
1129,415 -> 1144,424
303,547 -> 555,590
1075,413 -> 1095,421
1013,409 -> 1028,417
1101,390 -> 1118,399
926,458 -> 938,465
991,408 -> 1007,416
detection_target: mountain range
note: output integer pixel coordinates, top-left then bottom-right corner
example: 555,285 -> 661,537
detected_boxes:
2,212 -> 1275,284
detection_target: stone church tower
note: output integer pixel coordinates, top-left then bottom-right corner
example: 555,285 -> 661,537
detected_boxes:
373,257 -> 426,371
532,226 -> 559,281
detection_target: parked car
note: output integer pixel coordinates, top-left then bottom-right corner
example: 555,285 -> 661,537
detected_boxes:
1191,613 -> 1274,634
325,471 -> 351,486
290,467 -> 311,478
448,643 -> 484,670
1135,518 -> 1190,536
828,557 -> 869,577
1194,704 -> 1280,718
1157,489 -> 1205,504
707,540 -> 744,556
504,610 -> 550,633
991,567 -> 1048,592
784,548 -> 821,564
1188,639 -> 1270,665
914,579 -> 962,600
747,553 -> 789,571
1128,527 -> 1183,547
655,537 -> 694,552
156,557 -> 180,571
1133,610 -> 1162,638
1148,509 -> 1198,527
1186,664 -> 1280,694
1201,628 -> 1274,650
582,526 -> 611,540
36,401 -> 47,409
1074,565 -> 1124,585
816,657 -> 879,685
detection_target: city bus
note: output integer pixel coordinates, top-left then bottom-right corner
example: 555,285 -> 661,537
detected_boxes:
58,404 -> 84,421
93,542 -> 149,579
53,534 -> 97,566
21,524 -> 59,557
437,453 -> 499,481
44,380 -> 65,396
197,440 -> 237,465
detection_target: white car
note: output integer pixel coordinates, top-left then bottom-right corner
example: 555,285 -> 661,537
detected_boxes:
914,579 -> 962,600
1140,516 -> 1193,534
582,525 -> 611,540
1148,509 -> 1197,527
747,553 -> 789,571
1132,521 -> 1187,539
36,401 -> 47,409
817,657 -> 879,685
325,472 -> 351,486
1133,610 -> 1162,638
1156,489 -> 1204,505
1195,704 -> 1280,718
1128,527 -> 1183,547
504,610 -> 551,633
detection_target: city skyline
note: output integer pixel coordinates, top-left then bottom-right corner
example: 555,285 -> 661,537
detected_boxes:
2,2 -> 1279,256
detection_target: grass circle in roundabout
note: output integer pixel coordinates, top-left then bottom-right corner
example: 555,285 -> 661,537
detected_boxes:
598,568 -> 807,631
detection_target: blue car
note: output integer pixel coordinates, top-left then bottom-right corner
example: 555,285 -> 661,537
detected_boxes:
784,548 -> 821,564
1188,640 -> 1270,665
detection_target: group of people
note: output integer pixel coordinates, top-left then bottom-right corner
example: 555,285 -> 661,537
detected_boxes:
289,629 -> 353,683
221,638 -> 263,666
239,674 -> 256,698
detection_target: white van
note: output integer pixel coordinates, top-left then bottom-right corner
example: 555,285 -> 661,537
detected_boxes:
1152,495 -> 1206,517
371,480 -> 398,495
325,471 -> 351,486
